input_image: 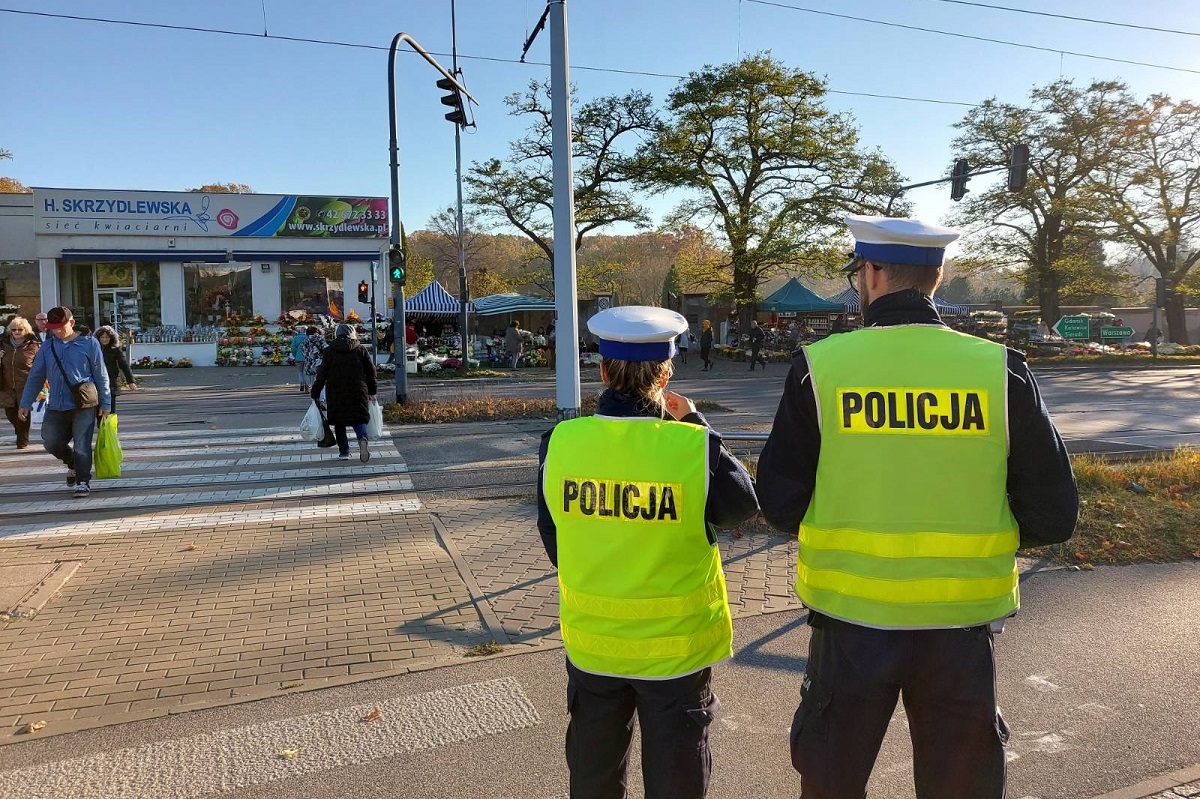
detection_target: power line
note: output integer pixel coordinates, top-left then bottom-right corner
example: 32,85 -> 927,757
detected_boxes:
0,6 -> 978,107
919,0 -> 1200,38
745,0 -> 1200,76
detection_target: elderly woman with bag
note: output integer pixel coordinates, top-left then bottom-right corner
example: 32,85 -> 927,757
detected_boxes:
95,326 -> 137,414
310,324 -> 377,462
1,316 -> 41,449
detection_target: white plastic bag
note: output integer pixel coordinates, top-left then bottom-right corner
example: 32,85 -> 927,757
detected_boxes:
29,399 -> 46,430
299,401 -> 324,442
367,400 -> 384,439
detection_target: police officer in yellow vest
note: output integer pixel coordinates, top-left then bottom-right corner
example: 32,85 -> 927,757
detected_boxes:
537,306 -> 759,799
757,216 -> 1079,799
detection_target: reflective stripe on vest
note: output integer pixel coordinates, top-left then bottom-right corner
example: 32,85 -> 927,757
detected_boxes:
544,415 -> 733,678
800,325 -> 1020,629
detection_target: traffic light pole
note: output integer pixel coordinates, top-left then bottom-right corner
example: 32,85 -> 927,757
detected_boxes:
451,0 -> 470,373
386,32 -> 476,405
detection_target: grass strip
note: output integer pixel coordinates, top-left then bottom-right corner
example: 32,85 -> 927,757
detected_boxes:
383,397 -> 733,425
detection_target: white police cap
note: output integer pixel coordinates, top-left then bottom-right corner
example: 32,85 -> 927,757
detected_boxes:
844,214 -> 961,268
587,305 -> 689,362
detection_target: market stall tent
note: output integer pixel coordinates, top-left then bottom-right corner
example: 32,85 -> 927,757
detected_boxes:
826,286 -> 968,317
473,293 -> 556,315
761,279 -> 843,313
405,280 -> 473,315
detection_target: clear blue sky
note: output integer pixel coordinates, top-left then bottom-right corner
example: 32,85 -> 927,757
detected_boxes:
3,0 -> 1200,237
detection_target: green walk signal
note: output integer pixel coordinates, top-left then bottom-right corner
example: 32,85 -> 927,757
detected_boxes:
387,243 -> 406,286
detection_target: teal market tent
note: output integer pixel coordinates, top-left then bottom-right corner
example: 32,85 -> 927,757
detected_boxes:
761,279 -> 843,313
473,293 -> 556,315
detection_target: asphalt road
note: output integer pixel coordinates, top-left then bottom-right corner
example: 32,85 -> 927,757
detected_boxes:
3,563 -> 1197,799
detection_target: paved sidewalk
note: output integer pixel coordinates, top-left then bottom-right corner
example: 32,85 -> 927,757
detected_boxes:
1090,765 -> 1200,799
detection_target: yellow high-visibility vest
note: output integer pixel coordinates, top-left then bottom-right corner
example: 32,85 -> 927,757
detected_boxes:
799,325 -> 1020,629
544,415 -> 733,678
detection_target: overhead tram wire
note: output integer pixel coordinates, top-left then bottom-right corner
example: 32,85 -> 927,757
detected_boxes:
918,0 -> 1200,38
744,0 -> 1200,76
0,6 -> 977,107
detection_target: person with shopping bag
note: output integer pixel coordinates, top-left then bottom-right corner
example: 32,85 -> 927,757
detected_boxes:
17,307 -> 111,497
310,324 -> 377,462
1,316 -> 41,449
93,413 -> 123,479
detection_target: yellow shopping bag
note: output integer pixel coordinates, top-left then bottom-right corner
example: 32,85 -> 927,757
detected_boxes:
94,414 -> 123,479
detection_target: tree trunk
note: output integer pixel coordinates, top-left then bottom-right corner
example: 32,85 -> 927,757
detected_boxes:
1037,267 -> 1061,331
733,265 -> 754,338
1165,292 -> 1191,345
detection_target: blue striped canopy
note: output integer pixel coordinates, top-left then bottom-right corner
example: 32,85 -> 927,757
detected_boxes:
826,287 -> 968,317
473,293 -> 556,315
406,281 -> 471,315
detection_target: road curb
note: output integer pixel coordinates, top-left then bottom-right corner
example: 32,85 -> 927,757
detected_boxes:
1087,764 -> 1200,799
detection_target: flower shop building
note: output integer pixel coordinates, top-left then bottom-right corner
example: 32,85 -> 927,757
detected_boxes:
0,188 -> 390,365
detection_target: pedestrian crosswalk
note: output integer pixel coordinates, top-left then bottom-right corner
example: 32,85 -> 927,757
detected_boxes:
0,424 -> 420,541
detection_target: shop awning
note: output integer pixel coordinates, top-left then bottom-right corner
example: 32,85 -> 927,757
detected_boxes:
827,287 -> 969,317
473,293 -> 556,315
761,279 -> 843,313
405,280 -> 471,315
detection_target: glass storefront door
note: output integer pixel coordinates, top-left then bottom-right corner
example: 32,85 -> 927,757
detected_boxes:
95,289 -> 139,338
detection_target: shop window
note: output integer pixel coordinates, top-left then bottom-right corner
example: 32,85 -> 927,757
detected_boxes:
0,261 -> 41,321
96,263 -> 135,289
136,263 -> 162,328
280,260 -> 345,319
183,263 -> 254,327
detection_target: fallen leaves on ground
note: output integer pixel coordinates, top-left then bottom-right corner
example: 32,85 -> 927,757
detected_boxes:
20,720 -> 47,734
279,681 -> 303,690
361,708 -> 383,723
278,749 -> 299,760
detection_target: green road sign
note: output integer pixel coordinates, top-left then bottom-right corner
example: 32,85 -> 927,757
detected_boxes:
1053,315 -> 1091,339
1101,325 -> 1135,340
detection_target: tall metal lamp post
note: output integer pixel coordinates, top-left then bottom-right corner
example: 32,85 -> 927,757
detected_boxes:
386,32 -> 476,404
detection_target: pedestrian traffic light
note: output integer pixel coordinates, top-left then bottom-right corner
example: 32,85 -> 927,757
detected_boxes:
950,158 -> 971,201
437,76 -> 466,127
357,280 -> 369,304
1008,144 -> 1030,191
388,243 -> 406,286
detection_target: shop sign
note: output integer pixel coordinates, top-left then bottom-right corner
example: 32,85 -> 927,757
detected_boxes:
34,189 -> 389,239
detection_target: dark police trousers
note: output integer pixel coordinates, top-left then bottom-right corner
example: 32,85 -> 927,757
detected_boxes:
790,613 -> 1009,799
565,658 -> 721,799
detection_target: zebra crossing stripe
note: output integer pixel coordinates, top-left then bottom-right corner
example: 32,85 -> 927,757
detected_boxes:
8,465 -> 408,496
0,497 -> 425,541
0,677 -> 540,799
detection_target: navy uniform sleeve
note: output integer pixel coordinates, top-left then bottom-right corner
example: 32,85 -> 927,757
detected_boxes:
536,429 -> 558,567
679,411 -> 759,533
1005,351 -> 1079,548
756,354 -> 821,533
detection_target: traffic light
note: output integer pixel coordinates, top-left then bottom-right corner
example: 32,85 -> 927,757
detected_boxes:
388,243 -> 406,286
950,158 -> 971,201
1008,144 -> 1030,191
437,76 -> 466,127
357,280 -> 369,304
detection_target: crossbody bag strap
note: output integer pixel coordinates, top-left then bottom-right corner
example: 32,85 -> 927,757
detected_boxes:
48,339 -> 76,388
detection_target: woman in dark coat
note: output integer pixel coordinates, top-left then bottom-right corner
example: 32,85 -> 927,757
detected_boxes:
310,324 -> 377,462
95,326 -> 137,413
1,316 -> 41,449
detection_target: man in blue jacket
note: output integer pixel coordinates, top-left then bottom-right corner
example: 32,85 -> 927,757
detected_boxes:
18,306 -> 111,497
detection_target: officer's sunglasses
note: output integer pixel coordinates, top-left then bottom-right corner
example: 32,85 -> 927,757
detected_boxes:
846,258 -> 866,292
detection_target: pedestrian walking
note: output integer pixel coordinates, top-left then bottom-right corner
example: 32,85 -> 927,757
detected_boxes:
538,305 -> 759,799
300,326 -> 327,393
290,327 -> 309,391
310,324 -> 377,462
33,311 -> 49,342
699,320 -> 714,371
504,320 -> 523,370
547,322 -> 557,370
677,328 -> 691,364
94,326 -> 137,414
748,319 -> 767,370
756,215 -> 1079,799
17,307 -> 111,497
1,316 -> 41,449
